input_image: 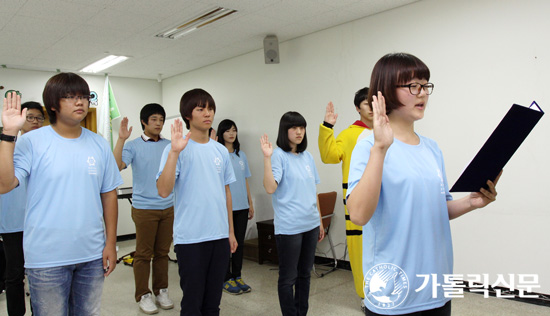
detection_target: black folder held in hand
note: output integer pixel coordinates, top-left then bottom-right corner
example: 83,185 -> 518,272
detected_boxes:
450,102 -> 544,192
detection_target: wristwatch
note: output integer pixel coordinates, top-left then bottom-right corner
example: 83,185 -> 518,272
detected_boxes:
0,133 -> 17,142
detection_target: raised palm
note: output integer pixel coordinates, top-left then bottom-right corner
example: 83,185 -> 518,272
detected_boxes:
2,92 -> 26,134
324,102 -> 338,125
260,134 -> 273,157
372,92 -> 393,150
118,117 -> 133,140
171,119 -> 190,153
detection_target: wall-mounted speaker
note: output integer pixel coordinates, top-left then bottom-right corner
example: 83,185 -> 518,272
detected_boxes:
264,35 -> 279,64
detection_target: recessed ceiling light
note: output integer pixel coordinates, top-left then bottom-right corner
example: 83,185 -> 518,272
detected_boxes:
156,7 -> 237,40
80,55 -> 129,73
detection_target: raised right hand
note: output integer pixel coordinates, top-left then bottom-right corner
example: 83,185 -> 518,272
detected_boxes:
260,134 -> 273,158
324,102 -> 338,125
118,117 -> 133,140
170,119 -> 191,153
2,92 -> 26,135
372,91 -> 393,150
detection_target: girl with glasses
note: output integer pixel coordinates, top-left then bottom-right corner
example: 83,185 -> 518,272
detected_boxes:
347,53 -> 501,316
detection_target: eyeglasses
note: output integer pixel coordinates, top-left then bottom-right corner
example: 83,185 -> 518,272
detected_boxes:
396,83 -> 434,95
26,115 -> 45,123
61,95 -> 91,102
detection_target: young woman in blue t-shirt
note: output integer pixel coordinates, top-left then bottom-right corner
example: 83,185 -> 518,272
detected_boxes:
217,119 -> 255,295
261,111 -> 325,316
347,53 -> 501,316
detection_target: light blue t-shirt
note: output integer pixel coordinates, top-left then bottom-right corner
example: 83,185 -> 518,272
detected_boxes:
228,151 -> 251,211
14,126 -> 123,268
0,169 -> 27,234
157,138 -> 236,245
271,148 -> 320,235
122,136 -> 173,209
347,134 -> 453,315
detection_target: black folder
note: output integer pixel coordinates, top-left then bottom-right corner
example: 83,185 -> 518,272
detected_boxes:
450,102 -> 544,192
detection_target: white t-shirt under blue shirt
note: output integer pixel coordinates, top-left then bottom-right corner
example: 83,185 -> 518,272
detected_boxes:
271,148 -> 320,235
347,134 -> 453,315
122,135 -> 173,209
157,138 -> 236,245
228,151 -> 251,211
13,126 -> 123,269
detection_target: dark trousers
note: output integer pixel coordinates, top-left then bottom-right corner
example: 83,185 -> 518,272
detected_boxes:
2,232 -> 26,316
365,300 -> 451,316
275,226 -> 319,316
225,209 -> 248,281
175,239 -> 229,316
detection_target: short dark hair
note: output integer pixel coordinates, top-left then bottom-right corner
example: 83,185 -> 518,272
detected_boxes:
353,87 -> 369,108
21,101 -> 45,116
140,103 -> 166,130
179,89 -> 216,129
216,119 -> 240,156
276,111 -> 308,153
367,53 -> 430,115
42,72 -> 90,124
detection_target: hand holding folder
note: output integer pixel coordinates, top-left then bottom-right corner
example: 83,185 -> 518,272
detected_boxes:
450,102 -> 544,192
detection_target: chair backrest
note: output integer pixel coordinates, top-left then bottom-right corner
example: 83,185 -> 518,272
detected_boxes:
317,191 -> 337,229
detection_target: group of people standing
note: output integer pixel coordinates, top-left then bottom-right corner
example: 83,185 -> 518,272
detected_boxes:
0,52 -> 501,316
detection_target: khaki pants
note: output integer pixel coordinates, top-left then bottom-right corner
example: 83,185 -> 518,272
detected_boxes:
131,206 -> 174,302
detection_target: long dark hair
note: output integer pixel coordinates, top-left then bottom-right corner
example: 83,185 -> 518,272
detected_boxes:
217,119 -> 240,157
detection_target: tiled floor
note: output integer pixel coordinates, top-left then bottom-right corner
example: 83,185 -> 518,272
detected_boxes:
1,239 -> 548,315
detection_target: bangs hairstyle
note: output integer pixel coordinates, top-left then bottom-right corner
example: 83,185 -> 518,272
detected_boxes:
276,111 -> 308,153
216,119 -> 240,156
140,103 -> 166,130
367,53 -> 430,115
21,101 -> 45,116
353,87 -> 369,108
42,72 -> 90,124
179,88 -> 216,129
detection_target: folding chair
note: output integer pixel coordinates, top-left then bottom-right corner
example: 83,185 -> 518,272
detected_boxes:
313,191 -> 338,277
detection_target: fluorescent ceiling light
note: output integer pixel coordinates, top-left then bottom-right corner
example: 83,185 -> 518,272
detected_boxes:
80,55 -> 129,73
156,7 -> 237,40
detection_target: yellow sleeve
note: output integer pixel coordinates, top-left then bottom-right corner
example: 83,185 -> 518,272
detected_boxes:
318,124 -> 345,164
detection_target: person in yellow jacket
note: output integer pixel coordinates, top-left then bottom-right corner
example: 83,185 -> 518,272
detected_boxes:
318,87 -> 372,305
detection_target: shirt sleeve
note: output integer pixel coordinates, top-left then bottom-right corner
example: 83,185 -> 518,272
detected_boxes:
318,124 -> 345,164
157,144 -> 179,180
13,136 -> 32,186
346,138 -> 373,200
271,149 -> 284,184
101,142 -> 124,193
121,140 -> 134,168
309,151 -> 321,185
224,150 -> 236,185
242,152 -> 252,178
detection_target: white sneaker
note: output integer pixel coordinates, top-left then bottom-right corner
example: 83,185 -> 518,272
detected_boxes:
155,288 -> 174,310
139,293 -> 159,314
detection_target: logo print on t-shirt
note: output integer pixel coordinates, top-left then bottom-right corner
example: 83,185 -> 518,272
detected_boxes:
364,263 -> 409,310
305,165 -> 313,178
239,160 -> 245,170
214,156 -> 222,173
87,156 -> 97,175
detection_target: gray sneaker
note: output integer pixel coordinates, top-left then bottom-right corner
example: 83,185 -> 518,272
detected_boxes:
139,293 -> 159,314
155,288 -> 174,310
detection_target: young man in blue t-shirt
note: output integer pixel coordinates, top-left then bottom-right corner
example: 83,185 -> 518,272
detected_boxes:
157,88 -> 237,316
113,103 -> 174,314
0,101 -> 45,315
0,73 -> 123,316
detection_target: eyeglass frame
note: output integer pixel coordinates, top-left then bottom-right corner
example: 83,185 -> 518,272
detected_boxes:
395,82 -> 434,95
26,115 -> 45,123
61,95 -> 92,102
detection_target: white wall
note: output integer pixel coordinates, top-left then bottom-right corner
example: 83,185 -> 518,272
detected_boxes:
161,0 -> 550,293
0,68 -> 162,235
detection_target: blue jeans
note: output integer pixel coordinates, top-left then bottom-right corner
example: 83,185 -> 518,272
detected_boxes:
275,226 -> 320,316
26,258 -> 105,316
